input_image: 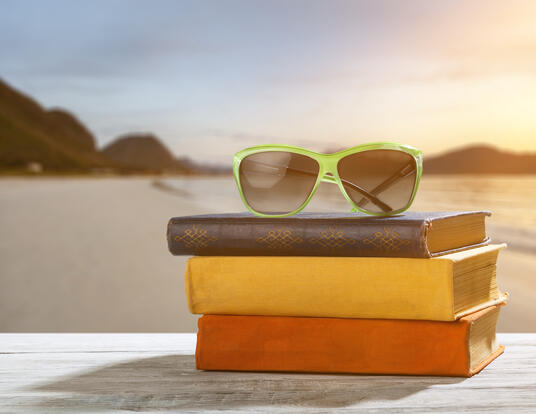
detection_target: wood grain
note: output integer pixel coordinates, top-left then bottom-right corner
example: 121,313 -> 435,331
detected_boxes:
0,333 -> 535,413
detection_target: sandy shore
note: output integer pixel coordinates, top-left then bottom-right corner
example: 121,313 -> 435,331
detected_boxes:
0,177 -> 534,332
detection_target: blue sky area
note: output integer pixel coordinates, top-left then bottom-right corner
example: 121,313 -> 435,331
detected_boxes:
2,0 -> 536,163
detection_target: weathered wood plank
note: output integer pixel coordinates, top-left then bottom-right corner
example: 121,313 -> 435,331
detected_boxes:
1,333 -> 533,353
0,333 -> 197,353
0,334 -> 535,413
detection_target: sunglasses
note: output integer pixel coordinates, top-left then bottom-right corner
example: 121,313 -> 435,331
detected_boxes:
233,142 -> 423,217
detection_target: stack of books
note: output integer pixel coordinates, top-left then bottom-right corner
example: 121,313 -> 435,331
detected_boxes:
168,211 -> 507,377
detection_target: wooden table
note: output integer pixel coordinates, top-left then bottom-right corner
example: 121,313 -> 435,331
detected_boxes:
1,334 -> 534,413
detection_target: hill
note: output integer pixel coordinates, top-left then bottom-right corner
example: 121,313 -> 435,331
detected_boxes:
0,78 -> 195,175
0,78 -> 113,172
424,145 -> 536,174
102,134 -> 190,173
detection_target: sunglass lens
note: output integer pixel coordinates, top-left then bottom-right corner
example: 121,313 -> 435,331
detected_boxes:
239,151 -> 319,215
337,149 -> 417,214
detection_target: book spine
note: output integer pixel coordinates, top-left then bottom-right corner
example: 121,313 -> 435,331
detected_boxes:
167,218 -> 428,257
196,315 -> 472,376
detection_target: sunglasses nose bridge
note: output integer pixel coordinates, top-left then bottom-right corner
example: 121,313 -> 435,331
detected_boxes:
320,173 -> 338,184
321,163 -> 337,184
319,157 -> 340,184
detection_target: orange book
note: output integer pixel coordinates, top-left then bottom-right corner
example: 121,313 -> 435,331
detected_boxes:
196,306 -> 504,377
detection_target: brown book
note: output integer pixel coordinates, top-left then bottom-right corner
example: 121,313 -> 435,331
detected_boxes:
168,211 -> 490,257
196,306 -> 504,377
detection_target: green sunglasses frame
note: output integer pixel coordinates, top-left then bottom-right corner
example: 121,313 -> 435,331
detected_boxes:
233,142 -> 423,218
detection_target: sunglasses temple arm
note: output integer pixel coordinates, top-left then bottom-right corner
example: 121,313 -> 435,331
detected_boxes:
338,178 -> 393,212
354,162 -> 416,209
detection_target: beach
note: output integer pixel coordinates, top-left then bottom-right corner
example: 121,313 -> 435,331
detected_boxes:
1,176 -> 535,332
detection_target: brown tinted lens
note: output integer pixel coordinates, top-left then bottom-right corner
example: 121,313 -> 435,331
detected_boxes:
239,151 -> 319,215
337,149 -> 417,214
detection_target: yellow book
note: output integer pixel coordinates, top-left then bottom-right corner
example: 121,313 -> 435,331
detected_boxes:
185,244 -> 507,321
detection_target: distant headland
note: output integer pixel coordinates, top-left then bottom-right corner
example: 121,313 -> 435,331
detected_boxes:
1,78 -> 535,175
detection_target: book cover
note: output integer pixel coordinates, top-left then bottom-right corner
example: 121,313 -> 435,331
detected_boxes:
185,244 -> 507,321
168,211 -> 490,258
196,306 -> 504,377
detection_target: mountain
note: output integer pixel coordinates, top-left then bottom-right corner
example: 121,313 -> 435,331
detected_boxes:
0,78 -> 194,174
102,134 -> 190,173
0,78 -> 113,172
424,145 -> 536,174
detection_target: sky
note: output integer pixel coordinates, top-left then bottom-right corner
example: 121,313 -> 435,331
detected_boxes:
2,0 -> 536,164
